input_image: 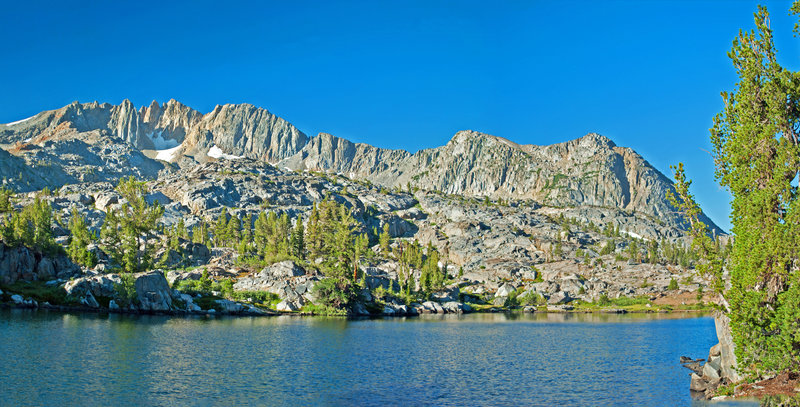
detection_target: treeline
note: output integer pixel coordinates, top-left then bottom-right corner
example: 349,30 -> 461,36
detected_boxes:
0,178 -> 453,311
553,212 -> 730,268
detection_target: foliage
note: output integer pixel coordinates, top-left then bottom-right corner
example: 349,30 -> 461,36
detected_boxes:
2,280 -> 69,305
0,195 -> 59,255
668,278 -> 679,291
311,277 -> 356,310
114,273 -> 138,308
100,177 -> 164,273
0,185 -> 13,213
667,163 -> 723,291
229,290 -> 280,305
67,208 -> 97,268
596,294 -> 650,307
708,3 -> 800,374
520,290 -> 545,306
379,223 -> 391,253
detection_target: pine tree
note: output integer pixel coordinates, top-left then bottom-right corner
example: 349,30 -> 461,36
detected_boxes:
672,2 -> 800,374
379,223 -> 391,254
290,215 -> 305,259
100,177 -> 164,273
67,207 -> 97,268
213,211 -> 229,247
0,185 -> 13,213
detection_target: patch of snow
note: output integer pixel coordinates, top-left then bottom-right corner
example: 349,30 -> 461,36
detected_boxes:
23,137 -> 32,143
148,130 -> 180,150
207,145 -> 242,160
4,115 -> 34,126
621,230 -> 644,240
155,144 -> 182,162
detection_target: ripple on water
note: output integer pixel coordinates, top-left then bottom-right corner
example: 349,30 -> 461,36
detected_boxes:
0,310 -> 758,406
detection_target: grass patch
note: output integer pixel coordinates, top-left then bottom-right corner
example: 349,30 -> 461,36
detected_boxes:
193,295 -> 223,311
1,281 -> 71,305
300,303 -> 348,316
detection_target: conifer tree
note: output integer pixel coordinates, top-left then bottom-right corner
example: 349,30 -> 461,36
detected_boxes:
67,207 -> 97,268
100,177 -> 164,273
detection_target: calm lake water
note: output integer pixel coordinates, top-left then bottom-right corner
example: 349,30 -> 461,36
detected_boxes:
0,310 -> 757,406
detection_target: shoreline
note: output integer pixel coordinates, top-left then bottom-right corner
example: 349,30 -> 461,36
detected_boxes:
0,301 -> 713,319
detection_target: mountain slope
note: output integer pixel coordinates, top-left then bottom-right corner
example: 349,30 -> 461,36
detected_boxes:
1,100 -> 720,233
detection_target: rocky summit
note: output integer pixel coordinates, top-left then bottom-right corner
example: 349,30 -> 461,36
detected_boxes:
0,99 -> 720,316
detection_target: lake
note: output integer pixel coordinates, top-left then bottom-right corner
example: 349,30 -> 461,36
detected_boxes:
0,310 -> 757,406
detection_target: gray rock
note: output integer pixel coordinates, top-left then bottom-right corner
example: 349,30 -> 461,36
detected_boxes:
133,271 -> 173,311
36,258 -> 56,280
215,299 -> 245,314
547,291 -> 573,305
267,261 -> 306,278
702,361 -> 721,381
431,286 -> 460,303
441,301 -> 467,314
10,294 -> 24,304
714,312 -> 741,382
276,299 -> 299,312
81,293 -> 100,308
0,244 -> 36,285
108,300 -> 120,310
352,302 -> 370,316
690,373 -> 707,392
495,283 -> 516,298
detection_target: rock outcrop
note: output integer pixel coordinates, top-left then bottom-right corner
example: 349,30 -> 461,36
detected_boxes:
2,99 -> 721,233
0,242 -> 81,285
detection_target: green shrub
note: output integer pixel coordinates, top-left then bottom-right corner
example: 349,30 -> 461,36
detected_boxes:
2,281 -> 69,305
230,290 -> 279,305
311,278 -> 356,310
114,273 -> 138,307
668,278 -> 679,290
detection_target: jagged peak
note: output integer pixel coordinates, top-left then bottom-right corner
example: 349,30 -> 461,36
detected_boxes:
448,130 -> 522,150
576,132 -> 616,148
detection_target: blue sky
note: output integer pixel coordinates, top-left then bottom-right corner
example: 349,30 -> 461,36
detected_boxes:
1,0 -> 799,232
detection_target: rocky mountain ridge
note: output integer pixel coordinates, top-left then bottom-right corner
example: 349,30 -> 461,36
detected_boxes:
0,99 -> 722,234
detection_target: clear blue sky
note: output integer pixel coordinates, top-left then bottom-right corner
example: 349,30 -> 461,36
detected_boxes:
1,0 -> 798,232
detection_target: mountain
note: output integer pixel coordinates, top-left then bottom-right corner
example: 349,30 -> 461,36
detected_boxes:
0,99 -> 308,161
0,99 -> 721,234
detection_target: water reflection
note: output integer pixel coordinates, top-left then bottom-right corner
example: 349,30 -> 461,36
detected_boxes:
0,309 -> 755,406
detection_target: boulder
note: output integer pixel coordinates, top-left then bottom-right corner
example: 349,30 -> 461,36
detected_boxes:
266,261 -> 306,278
276,299 -> 299,312
352,302 -> 370,316
0,244 -> 36,285
431,285 -> 460,303
690,373 -> 707,392
215,299 -> 245,314
133,271 -> 173,311
547,291 -> 573,305
495,283 -> 516,298
702,358 -> 721,381
94,192 -> 119,212
167,269 -> 204,286
36,258 -> 56,280
422,301 -> 444,314
714,312 -> 741,382
81,293 -> 100,308
441,301 -> 467,314
65,274 -> 120,299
